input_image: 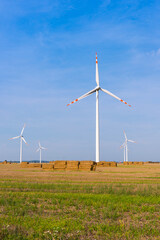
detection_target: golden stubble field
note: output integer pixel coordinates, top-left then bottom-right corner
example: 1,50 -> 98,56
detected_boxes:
0,163 -> 160,239
0,163 -> 160,182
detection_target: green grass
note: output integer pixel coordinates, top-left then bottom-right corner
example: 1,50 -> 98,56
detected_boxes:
0,180 -> 160,196
0,162 -> 160,239
0,179 -> 160,239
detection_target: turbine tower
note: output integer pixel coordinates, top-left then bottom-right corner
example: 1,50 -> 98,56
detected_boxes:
121,130 -> 136,162
67,54 -> 131,163
36,142 -> 47,163
9,124 -> 27,163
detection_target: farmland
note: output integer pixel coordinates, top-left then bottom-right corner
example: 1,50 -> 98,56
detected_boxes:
0,163 -> 160,239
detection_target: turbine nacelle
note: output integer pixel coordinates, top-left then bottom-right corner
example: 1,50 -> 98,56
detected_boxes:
95,86 -> 101,91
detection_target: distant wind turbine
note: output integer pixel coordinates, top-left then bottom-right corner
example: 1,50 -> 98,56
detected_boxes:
67,53 -> 131,162
121,130 -> 136,162
9,124 -> 27,163
36,142 -> 47,163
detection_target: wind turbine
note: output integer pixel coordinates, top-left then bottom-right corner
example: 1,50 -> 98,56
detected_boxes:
67,53 -> 131,163
121,130 -> 136,162
9,124 -> 27,163
36,142 -> 47,163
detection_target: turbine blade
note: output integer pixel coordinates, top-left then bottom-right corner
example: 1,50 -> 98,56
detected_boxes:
21,124 -> 26,136
101,88 -> 131,107
9,136 -> 20,140
120,142 -> 126,149
36,148 -> 40,152
41,147 -> 47,150
123,130 -> 127,140
22,137 -> 27,144
39,142 -> 41,148
128,140 -> 136,143
96,53 -> 99,86
67,88 -> 96,106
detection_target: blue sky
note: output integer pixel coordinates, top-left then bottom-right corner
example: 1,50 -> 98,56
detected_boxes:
0,0 -> 160,162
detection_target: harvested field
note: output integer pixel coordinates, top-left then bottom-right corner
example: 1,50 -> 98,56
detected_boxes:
0,163 -> 159,239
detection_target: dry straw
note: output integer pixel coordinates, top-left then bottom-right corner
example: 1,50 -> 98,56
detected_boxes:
54,161 -> 67,170
66,161 -> 80,170
134,162 -> 144,165
1,160 -> 8,164
97,161 -> 117,167
20,162 -> 29,168
42,163 -> 54,170
123,162 -> 144,165
27,163 -> 42,168
79,161 -> 96,171
19,160 -> 97,171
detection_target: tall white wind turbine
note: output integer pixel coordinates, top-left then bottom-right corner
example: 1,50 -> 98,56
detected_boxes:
121,130 -> 136,162
67,54 -> 131,163
36,142 -> 47,163
9,124 -> 27,163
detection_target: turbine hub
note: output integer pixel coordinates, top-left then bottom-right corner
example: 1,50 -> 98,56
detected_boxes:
95,86 -> 100,91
